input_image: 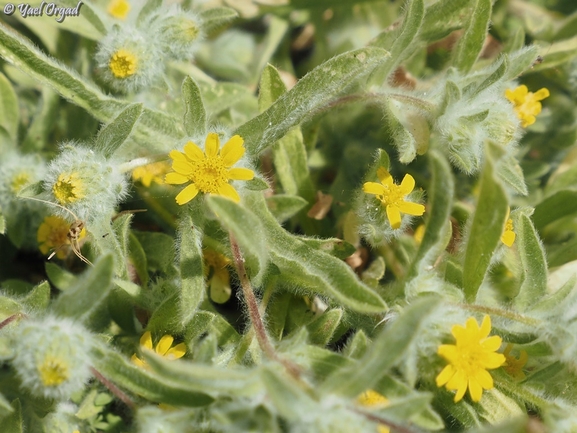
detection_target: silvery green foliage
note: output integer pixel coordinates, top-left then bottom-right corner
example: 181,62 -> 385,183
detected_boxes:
43,143 -> 128,224
12,316 -> 94,400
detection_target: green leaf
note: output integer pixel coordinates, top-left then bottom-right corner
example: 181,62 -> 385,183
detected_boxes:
21,281 -> 50,311
321,296 -> 440,397
247,192 -> 386,313
468,56 -> 508,97
2,399 -> 22,433
178,213 -> 205,326
182,76 -> 207,137
94,104 -> 143,158
513,213 -> 548,311
532,190 -> 577,231
420,0 -> 470,42
0,213 -> 5,235
22,87 -> 59,152
0,72 -> 19,144
342,330 -> 370,359
0,392 -> 13,421
408,151 -> 454,278
504,46 -> 540,80
133,231 -> 175,274
205,195 -> 268,285
306,309 -> 343,346
51,255 -> 115,323
45,262 -> 75,291
260,366 -> 317,421
496,153 -> 528,196
136,0 -> 163,25
452,0 -> 492,73
92,346 -> 215,407
266,195 -> 309,223
258,64 -> 287,113
297,236 -> 356,260
463,156 -> 508,302
235,47 -> 390,155
199,7 -> 239,34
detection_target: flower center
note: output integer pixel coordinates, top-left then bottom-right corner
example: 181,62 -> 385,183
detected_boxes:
38,356 -> 69,386
377,184 -> 405,207
109,49 -> 138,78
190,157 -> 228,194
505,219 -> 514,232
53,172 -> 85,204
10,172 -> 31,193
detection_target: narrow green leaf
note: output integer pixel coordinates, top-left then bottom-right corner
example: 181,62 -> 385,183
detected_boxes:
463,157 -> 508,302
266,194 -> 309,223
0,72 -> 19,143
513,213 -> 548,311
342,330 -> 370,359
92,346 -> 214,407
184,310 -> 215,342
94,104 -> 143,158
258,64 -> 287,113
452,0 -> 492,73
321,296 -> 440,397
21,281 -> 50,311
370,0 -> 424,78
178,214 -> 205,326
496,153 -> 528,196
2,399 -> 22,433
529,275 -> 576,316
260,367 -> 317,421
469,56 -> 508,97
0,393 -> 13,420
235,47 -> 390,155
408,152 -> 454,278
247,192 -> 386,313
273,128 -> 315,202
532,190 -> 577,231
45,262 -> 75,291
22,87 -> 59,152
306,309 -> 343,346
504,46 -> 540,80
144,350 -> 259,396
51,255 -> 114,323
205,195 -> 268,285
137,0 -> 163,25
182,76 -> 207,137
420,0 -> 470,42
199,7 -> 239,33
297,236 -> 356,260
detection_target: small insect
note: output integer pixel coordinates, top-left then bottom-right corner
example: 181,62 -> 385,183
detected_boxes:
20,196 -> 92,266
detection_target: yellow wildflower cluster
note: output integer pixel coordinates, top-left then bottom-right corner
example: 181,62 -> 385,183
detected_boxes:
436,315 -> 506,402
165,133 -> 254,205
363,167 -> 425,229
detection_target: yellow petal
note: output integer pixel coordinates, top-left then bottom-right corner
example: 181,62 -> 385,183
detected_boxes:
363,182 -> 386,196
436,364 -> 456,387
172,160 -> 195,176
140,331 -> 153,350
156,335 -> 174,356
479,315 -> 491,338
386,205 -> 402,229
169,149 -> 189,163
473,368 -> 494,389
227,167 -> 254,180
165,172 -> 189,185
397,201 -> 425,216
165,342 -> 187,360
501,230 -> 515,247
216,183 -> 240,202
468,377 -> 483,402
175,184 -> 200,205
183,141 -> 205,162
484,352 -> 506,369
399,174 -> 415,194
481,335 -> 502,352
205,133 -> 220,158
131,354 -> 145,368
221,135 -> 245,166
533,88 -> 550,100
376,167 -> 393,186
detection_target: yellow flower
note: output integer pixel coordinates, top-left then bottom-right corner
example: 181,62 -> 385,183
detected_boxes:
109,49 -> 138,79
363,167 -> 425,229
501,208 -> 515,247
204,249 -> 232,304
505,85 -> 550,128
502,343 -> 528,381
436,315 -> 506,402
414,224 -> 425,244
37,215 -> 86,259
107,0 -> 130,20
357,390 -> 390,433
132,161 -> 171,187
53,172 -> 85,204
11,171 -> 31,193
165,133 -> 254,205
38,355 -> 69,386
131,331 -> 186,368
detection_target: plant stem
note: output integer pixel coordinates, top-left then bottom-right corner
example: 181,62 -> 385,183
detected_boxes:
229,233 -> 302,379
90,367 -> 135,410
